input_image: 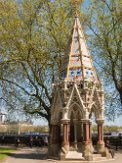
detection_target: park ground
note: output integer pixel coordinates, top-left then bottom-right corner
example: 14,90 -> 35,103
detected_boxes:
0,145 -> 122,163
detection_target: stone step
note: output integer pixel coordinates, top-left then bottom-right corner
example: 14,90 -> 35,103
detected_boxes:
93,157 -> 107,161
93,154 -> 107,161
65,151 -> 84,160
93,154 -> 102,157
69,147 -> 78,151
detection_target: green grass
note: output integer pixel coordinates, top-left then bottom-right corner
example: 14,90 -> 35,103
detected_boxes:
0,147 -> 16,161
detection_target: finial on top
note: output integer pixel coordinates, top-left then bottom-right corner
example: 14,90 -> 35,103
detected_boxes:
74,0 -> 82,17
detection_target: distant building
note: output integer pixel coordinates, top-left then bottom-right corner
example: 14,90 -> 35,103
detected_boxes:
0,113 -> 6,124
0,120 -> 48,135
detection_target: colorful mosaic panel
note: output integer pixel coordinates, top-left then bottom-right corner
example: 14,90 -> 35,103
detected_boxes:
85,69 -> 94,79
70,68 -> 82,77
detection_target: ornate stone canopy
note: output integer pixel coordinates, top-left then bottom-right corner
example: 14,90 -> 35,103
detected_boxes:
49,1 -> 106,161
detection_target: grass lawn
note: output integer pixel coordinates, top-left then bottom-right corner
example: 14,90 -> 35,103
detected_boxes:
0,147 -> 16,161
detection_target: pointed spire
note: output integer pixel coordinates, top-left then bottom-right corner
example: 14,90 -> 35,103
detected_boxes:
61,0 -> 98,82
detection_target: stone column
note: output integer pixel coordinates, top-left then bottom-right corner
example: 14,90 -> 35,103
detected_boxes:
59,120 -> 69,160
96,120 -> 105,153
74,120 -> 77,149
82,120 -> 93,161
97,120 -> 104,144
63,122 -> 69,149
81,122 -> 83,140
82,120 -> 90,144
89,122 -> 92,141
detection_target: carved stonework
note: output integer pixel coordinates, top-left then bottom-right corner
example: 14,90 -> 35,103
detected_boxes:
49,4 -> 105,160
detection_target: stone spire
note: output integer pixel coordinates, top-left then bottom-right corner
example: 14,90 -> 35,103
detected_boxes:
61,0 -> 98,82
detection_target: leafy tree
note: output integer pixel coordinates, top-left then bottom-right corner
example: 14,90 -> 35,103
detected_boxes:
92,125 -> 121,133
1,0 -> 121,127
0,0 -> 75,126
84,0 -> 122,116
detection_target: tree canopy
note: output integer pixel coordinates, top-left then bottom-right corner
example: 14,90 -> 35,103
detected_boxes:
0,0 -> 75,125
83,0 -> 122,118
0,0 -> 121,124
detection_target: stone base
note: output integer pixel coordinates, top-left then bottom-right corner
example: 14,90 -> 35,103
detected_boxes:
59,144 -> 69,160
101,148 -> 111,159
96,142 -> 112,159
97,142 -> 105,154
48,143 -> 60,158
82,143 -> 94,161
77,142 -> 82,152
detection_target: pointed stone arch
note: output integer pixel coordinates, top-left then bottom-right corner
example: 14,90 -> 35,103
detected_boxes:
66,84 -> 85,112
90,103 -> 101,120
68,102 -> 84,120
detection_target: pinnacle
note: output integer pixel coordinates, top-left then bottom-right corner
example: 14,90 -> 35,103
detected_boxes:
61,16 -> 98,82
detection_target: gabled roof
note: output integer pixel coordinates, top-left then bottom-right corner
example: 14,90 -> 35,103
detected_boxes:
61,15 -> 98,82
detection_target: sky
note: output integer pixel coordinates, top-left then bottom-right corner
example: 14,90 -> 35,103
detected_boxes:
104,117 -> 122,126
83,0 -> 90,6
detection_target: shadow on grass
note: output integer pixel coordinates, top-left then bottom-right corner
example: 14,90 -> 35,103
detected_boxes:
1,152 -> 47,160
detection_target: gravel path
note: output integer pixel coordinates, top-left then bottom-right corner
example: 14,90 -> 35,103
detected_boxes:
2,146 -> 122,163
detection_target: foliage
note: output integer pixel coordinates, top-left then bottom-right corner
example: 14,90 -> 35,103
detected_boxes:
84,0 -> 122,117
0,0 -> 75,125
0,0 -> 121,125
0,147 -> 15,161
92,125 -> 122,133
0,123 -> 48,133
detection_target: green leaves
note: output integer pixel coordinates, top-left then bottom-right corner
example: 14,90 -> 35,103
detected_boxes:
85,0 -> 122,114
0,0 -> 77,123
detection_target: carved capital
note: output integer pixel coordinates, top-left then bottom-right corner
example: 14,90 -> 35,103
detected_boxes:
81,119 -> 90,124
96,119 -> 104,125
61,119 -> 70,124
